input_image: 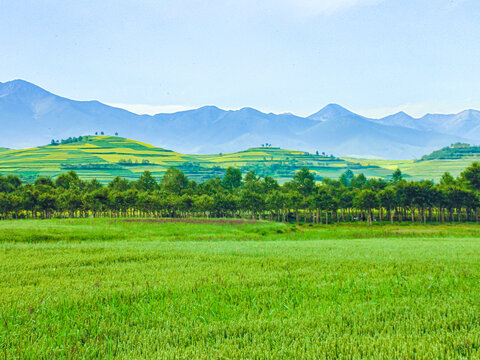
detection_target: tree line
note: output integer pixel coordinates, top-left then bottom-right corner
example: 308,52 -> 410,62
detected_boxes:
1,163 -> 480,224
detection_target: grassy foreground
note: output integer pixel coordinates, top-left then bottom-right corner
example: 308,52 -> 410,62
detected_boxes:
1,220 -> 480,358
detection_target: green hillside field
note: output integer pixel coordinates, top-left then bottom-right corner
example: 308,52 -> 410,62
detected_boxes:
0,136 -> 478,183
344,143 -> 480,182
0,136 -> 392,183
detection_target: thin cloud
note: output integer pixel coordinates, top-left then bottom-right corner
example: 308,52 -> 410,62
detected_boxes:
107,103 -> 195,115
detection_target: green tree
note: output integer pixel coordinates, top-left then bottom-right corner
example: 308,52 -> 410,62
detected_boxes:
339,169 -> 354,187
460,162 -> 480,192
55,171 -> 82,190
292,167 -> 315,196
109,176 -> 131,192
392,168 -> 403,183
378,187 -> 396,223
223,167 -> 242,190
34,177 -> 55,188
350,173 -> 367,189
354,189 -> 378,225
439,172 -> 456,188
160,168 -> 188,195
136,171 -> 158,192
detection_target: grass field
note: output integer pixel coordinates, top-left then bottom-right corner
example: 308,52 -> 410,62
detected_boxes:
2,219 -> 480,358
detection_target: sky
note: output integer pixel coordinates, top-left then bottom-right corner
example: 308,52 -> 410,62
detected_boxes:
1,0 -> 480,118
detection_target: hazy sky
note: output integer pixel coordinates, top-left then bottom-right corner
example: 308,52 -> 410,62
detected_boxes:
1,0 -> 479,117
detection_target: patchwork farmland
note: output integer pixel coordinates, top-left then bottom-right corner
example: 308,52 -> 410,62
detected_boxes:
0,136 -> 391,183
1,136 -> 479,183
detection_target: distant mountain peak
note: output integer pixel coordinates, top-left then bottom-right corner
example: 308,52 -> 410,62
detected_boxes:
0,79 -> 51,98
3,79 -> 41,90
393,111 -> 411,117
4,79 -> 33,86
308,103 -> 359,121
180,105 -> 224,115
458,109 -> 480,117
320,103 -> 351,114
236,107 -> 264,116
198,105 -> 221,111
381,111 -> 415,120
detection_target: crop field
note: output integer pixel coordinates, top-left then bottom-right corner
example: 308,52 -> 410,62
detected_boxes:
1,219 -> 480,358
0,136 -> 391,183
1,135 -> 479,183
347,158 -> 480,181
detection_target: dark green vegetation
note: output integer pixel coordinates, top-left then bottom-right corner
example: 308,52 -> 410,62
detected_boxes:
2,162 -> 480,225
2,219 -> 480,358
4,135 -> 480,184
421,142 -> 480,160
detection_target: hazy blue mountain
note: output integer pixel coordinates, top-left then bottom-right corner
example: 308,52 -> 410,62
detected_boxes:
0,79 -> 474,159
375,109 -> 480,141
308,103 -> 364,122
0,79 -> 151,149
304,105 -> 464,158
152,106 -> 316,153
375,111 -> 418,128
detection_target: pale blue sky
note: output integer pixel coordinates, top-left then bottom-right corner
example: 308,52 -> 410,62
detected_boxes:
1,0 -> 479,117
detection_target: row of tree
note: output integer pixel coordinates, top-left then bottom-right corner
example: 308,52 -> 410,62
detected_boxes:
1,163 -> 480,224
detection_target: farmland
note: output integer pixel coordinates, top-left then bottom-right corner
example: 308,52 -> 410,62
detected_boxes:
0,136 -> 392,183
1,135 -> 479,184
1,219 -> 480,358
345,157 -> 480,182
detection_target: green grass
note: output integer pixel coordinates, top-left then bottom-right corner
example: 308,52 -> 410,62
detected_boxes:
2,219 -> 480,358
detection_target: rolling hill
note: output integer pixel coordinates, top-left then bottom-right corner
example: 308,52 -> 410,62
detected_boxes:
1,135 -> 479,184
0,136 -> 393,183
1,79 -> 476,159
344,144 -> 480,182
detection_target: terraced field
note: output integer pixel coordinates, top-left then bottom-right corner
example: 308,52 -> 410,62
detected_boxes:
0,135 -> 478,183
345,158 -> 479,181
0,136 -> 392,183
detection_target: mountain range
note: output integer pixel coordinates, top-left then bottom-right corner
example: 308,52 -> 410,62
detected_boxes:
0,79 -> 478,159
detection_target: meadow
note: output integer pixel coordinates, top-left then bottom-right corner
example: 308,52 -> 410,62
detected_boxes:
3,135 -> 472,184
1,219 -> 480,358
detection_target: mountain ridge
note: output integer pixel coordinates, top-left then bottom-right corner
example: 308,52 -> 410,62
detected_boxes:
0,79 -> 477,159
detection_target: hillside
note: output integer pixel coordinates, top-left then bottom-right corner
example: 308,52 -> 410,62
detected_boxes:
0,136 -> 393,183
0,80 -> 473,159
0,136 -> 195,183
343,143 -> 480,182
2,135 -> 480,184
421,143 -> 480,160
